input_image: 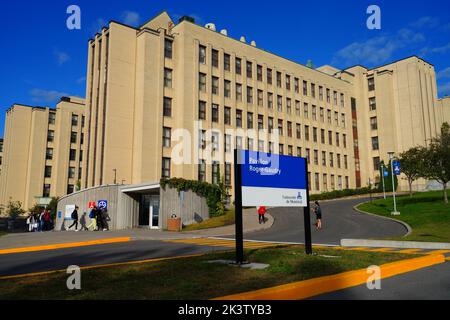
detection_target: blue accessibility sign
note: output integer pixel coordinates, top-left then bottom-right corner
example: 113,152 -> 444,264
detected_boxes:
383,168 -> 389,177
393,161 -> 401,175
98,200 -> 108,209
239,150 -> 308,207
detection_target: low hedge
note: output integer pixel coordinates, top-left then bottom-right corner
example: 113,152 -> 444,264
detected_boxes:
310,187 -> 373,201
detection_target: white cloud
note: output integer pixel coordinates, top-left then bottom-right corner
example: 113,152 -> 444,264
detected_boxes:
332,28 -> 425,67
438,82 -> 450,96
437,67 -> 450,79
54,50 -> 70,66
122,11 -> 140,26
410,16 -> 439,29
420,42 -> 450,57
30,89 -> 70,104
76,76 -> 86,84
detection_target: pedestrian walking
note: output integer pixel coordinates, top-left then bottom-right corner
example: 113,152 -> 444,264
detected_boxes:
95,205 -> 103,231
67,206 -> 79,231
26,214 -> 35,232
258,206 -> 266,224
314,201 -> 322,230
79,212 -> 89,231
39,209 -> 45,232
100,207 -> 110,231
43,210 -> 51,231
87,206 -> 97,231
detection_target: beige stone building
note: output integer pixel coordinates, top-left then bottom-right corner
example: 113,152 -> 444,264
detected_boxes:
82,11 -> 450,196
0,97 -> 85,210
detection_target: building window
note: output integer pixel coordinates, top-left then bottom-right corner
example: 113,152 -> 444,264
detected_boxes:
212,49 -> 219,68
268,117 -> 274,133
304,103 -> 309,118
236,136 -> 243,149
164,68 -> 172,88
164,39 -> 173,59
69,149 -> 76,161
246,112 -> 253,129
47,130 -> 54,142
345,176 -> 349,189
48,112 -> 56,124
225,134 -> 232,153
162,158 -> 171,178
276,72 -> 282,87
224,80 -> 231,98
43,184 -> 51,197
329,152 -> 334,167
297,147 -> 302,157
199,130 -> 206,149
212,76 -> 219,95
79,150 -> 83,162
287,98 -> 292,114
279,144 -> 284,155
246,61 -> 252,78
323,174 -> 328,191
319,86 -> 323,101
338,176 -> 343,190
328,130 -> 333,145
336,132 -> 340,147
236,110 -> 242,128
212,104 -> 219,123
199,45 -> 206,64
78,167 -> 82,180
258,140 -> 265,152
198,101 -> 206,120
71,114 -> 78,126
80,133 -> 84,145
199,73 -> 206,92
304,125 -> 309,141
268,93 -> 273,109
278,119 -> 284,136
257,90 -> 263,107
225,163 -> 231,186
288,145 -> 293,156
372,136 -> 379,150
337,154 -> 341,168
327,109 -> 332,124
368,77 -> 375,91
236,83 -> 242,101
257,65 -> 263,81
343,134 -> 347,148
303,81 -> 308,96
258,114 -> 264,130
267,68 -> 273,85
321,129 -> 325,144
163,97 -> 172,117
322,151 -> 326,166
312,105 -> 317,121
294,78 -> 299,93
224,53 -> 231,71
334,111 -> 339,126
212,162 -> 220,184
311,83 -> 316,98
70,131 -> 77,144
344,155 -> 348,169
163,127 -> 171,148
44,166 -> 52,178
224,107 -> 231,125
313,127 -> 318,142
248,138 -> 254,150
46,148 -> 53,160
370,117 -> 378,130
315,173 -> 320,191
277,95 -> 283,111
296,124 -> 301,139
235,57 -> 242,75
198,160 -> 206,182
68,167 -> 76,179
326,88 -> 331,103
295,100 -> 301,115
247,86 -> 253,104
286,75 -> 291,90
340,93 -> 345,107
333,91 -> 338,105
287,121 -> 293,138
341,113 -> 346,127
314,150 -> 319,165
373,156 -> 381,171
369,97 -> 377,111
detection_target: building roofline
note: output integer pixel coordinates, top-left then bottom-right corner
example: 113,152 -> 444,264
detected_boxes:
137,10 -> 170,30
344,55 -> 434,73
174,19 -> 351,84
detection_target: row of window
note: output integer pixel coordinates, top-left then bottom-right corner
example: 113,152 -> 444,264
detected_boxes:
48,113 -> 85,127
310,173 -> 350,192
46,148 -> 82,162
46,131 -> 84,144
42,184 -> 76,197
44,165 -> 82,180
198,45 -> 346,107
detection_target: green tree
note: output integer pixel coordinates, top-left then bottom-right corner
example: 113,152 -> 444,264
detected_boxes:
47,197 -> 59,220
422,122 -> 450,204
398,147 -> 426,198
6,200 -> 25,220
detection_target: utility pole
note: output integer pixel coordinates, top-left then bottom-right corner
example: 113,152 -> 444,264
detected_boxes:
381,164 -> 386,200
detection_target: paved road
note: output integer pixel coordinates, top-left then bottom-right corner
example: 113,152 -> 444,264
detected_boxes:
311,261 -> 450,300
0,240 -> 222,277
242,197 -> 408,245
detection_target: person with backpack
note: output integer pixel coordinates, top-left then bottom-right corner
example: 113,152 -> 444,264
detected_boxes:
86,206 -> 97,231
95,205 -> 104,231
258,206 -> 266,224
314,201 -> 323,230
67,206 -> 79,231
100,207 -> 110,231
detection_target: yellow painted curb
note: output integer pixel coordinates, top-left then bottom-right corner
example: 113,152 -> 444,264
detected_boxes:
0,253 -> 204,280
213,254 -> 446,300
0,237 -> 131,255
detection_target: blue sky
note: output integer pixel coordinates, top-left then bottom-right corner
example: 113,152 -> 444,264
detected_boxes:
1,0 -> 450,136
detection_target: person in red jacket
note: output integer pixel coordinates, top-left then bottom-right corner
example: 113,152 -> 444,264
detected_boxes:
258,206 -> 266,224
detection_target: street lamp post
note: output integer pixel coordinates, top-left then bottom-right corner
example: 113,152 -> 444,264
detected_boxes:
381,164 -> 386,200
388,152 -> 400,215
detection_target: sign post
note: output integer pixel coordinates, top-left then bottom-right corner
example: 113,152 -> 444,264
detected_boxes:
381,164 -> 388,200
234,149 -> 312,262
389,153 -> 401,215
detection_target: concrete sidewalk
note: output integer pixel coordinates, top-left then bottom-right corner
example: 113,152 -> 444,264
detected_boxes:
0,208 -> 273,250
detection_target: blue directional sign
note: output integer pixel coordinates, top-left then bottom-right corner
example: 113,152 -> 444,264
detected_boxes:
239,150 -> 308,207
393,161 -> 401,175
98,200 -> 108,209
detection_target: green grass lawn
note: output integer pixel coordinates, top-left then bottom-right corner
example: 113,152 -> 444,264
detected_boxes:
182,209 -> 235,231
358,190 -> 450,243
0,246 -> 413,300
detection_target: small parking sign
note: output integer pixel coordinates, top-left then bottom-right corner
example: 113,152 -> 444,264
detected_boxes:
98,200 -> 108,209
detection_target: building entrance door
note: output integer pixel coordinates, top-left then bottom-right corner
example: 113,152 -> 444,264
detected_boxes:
139,194 -> 160,229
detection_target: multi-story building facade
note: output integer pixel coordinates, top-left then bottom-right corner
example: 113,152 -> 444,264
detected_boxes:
0,138 -> 3,179
82,11 -> 450,196
0,97 -> 85,210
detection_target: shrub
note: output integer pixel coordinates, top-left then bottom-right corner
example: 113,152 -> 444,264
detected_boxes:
310,187 -> 372,201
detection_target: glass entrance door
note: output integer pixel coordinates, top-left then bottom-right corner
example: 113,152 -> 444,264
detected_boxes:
139,194 -> 160,228
149,195 -> 160,229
